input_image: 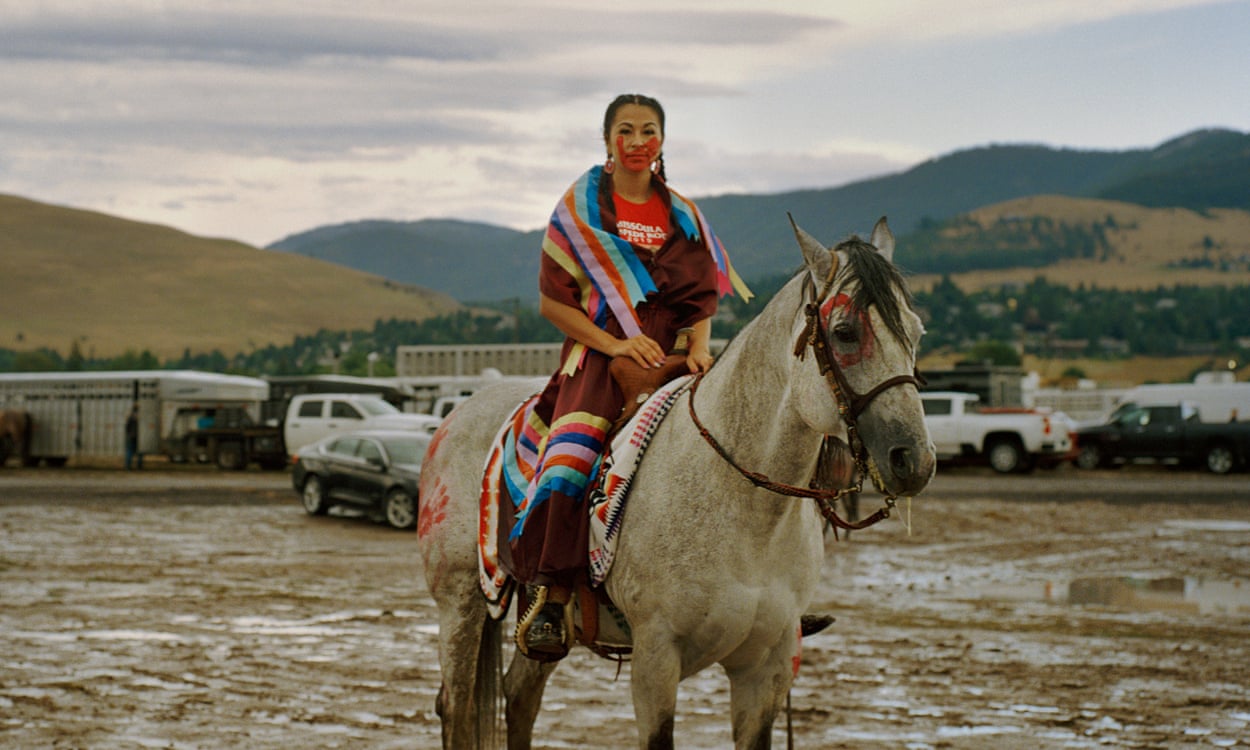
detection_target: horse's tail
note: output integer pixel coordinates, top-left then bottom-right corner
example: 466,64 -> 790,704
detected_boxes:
475,615 -> 505,749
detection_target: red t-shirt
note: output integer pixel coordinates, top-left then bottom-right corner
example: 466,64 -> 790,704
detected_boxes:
613,192 -> 670,249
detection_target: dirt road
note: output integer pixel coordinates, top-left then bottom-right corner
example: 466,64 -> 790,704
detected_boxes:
2,466 -> 1248,749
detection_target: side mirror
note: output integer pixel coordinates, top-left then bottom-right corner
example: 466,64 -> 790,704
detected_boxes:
366,455 -> 386,469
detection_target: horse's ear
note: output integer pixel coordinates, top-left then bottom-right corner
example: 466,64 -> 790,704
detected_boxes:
869,216 -> 895,262
788,213 -> 836,282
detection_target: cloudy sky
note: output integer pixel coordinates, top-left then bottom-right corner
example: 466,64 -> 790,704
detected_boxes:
2,0 -> 1247,247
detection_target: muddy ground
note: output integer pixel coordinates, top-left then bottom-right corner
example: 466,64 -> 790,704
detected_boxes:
1,465 -> 1249,749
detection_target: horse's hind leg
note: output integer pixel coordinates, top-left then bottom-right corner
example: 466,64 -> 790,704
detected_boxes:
502,651 -> 556,750
434,584 -> 500,749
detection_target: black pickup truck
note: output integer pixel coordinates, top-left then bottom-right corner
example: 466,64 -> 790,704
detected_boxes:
1075,403 -> 1250,474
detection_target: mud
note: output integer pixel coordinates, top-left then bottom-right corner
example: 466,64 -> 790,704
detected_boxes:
1,466 -> 1248,749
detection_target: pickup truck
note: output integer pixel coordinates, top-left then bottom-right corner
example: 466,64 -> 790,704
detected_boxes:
1075,403 -> 1250,474
283,393 -> 442,456
921,391 -> 1077,473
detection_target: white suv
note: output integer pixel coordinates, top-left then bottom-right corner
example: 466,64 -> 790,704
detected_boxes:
283,393 -> 442,455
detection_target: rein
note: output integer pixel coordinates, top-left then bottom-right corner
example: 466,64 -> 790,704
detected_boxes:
687,264 -> 924,532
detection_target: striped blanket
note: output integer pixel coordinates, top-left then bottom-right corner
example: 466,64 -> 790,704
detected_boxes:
478,375 -> 696,617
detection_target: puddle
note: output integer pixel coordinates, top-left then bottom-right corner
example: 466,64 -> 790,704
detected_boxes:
1160,519 -> 1250,533
1068,576 -> 1250,615
980,577 -> 1250,615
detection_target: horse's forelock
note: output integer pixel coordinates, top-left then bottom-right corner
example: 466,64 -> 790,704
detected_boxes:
832,237 -> 914,346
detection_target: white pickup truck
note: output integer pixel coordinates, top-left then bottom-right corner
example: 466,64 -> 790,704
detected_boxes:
922,391 -> 1077,473
283,393 -> 442,455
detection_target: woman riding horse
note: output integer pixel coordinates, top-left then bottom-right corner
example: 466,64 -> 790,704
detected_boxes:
501,93 -> 750,659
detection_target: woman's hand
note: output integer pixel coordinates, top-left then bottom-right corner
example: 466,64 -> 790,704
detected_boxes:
611,335 -> 666,370
686,345 -> 714,374
540,294 -> 666,368
686,317 -> 715,373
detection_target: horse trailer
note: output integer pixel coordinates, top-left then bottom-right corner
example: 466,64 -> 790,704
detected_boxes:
0,370 -> 285,469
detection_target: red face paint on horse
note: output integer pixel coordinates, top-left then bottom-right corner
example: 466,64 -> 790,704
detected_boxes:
820,292 -> 876,367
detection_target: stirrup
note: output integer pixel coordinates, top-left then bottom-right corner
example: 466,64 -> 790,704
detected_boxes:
515,585 -> 572,662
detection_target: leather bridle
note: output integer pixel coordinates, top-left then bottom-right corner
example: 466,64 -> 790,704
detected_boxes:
688,262 -> 924,532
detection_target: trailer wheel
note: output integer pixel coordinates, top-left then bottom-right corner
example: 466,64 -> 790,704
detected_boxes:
986,437 -> 1025,474
216,442 -> 246,471
302,476 -> 329,515
1205,443 -> 1236,475
384,489 -> 417,530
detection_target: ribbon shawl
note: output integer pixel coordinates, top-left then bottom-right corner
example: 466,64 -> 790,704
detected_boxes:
542,166 -> 752,375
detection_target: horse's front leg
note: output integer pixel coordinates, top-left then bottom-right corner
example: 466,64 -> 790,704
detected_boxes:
724,627 -> 800,749
502,650 -> 557,750
628,626 -> 682,749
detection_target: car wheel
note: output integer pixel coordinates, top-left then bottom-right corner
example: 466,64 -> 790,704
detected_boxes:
1205,443 -> 1235,475
1075,444 -> 1103,470
385,489 -> 417,530
986,438 -> 1024,474
302,476 -> 329,516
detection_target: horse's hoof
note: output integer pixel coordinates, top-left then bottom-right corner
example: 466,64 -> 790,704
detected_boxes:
800,613 -> 836,637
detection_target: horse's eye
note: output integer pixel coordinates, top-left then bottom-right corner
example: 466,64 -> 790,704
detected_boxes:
832,322 -> 857,344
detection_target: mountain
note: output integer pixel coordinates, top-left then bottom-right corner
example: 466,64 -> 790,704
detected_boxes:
268,128 -> 1250,302
269,219 -> 542,304
0,194 -> 462,359
1096,129 -> 1250,210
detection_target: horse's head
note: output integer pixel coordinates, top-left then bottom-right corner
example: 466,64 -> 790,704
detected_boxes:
790,217 -> 936,497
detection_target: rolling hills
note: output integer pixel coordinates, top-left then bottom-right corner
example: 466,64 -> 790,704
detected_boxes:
4,127 -> 1249,363
269,128 -> 1250,302
0,195 -> 461,360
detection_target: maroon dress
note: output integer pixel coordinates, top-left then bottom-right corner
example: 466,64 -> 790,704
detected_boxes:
500,171 -> 719,589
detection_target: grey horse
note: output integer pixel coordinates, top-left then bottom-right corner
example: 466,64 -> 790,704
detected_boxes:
417,218 -> 936,749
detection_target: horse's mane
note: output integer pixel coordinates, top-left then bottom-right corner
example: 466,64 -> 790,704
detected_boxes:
715,235 -> 915,360
832,237 -> 915,346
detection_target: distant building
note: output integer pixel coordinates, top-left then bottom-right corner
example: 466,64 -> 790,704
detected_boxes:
920,362 -> 1025,407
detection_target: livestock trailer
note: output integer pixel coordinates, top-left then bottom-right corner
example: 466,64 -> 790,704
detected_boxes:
0,371 -> 273,467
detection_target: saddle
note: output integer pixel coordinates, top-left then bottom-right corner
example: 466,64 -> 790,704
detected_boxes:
608,327 -> 695,428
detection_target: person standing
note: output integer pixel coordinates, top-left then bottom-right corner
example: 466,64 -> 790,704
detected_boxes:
503,93 -> 750,659
124,404 -> 143,470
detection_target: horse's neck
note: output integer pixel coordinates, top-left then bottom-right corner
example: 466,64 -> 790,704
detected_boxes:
696,279 -> 824,487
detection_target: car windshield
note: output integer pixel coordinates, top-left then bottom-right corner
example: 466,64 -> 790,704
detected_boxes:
382,436 -> 430,467
357,398 -> 400,416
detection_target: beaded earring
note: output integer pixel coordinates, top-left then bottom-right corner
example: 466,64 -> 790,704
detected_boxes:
604,154 -> 615,174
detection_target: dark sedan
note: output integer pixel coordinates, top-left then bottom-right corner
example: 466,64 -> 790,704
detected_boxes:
291,429 -> 432,529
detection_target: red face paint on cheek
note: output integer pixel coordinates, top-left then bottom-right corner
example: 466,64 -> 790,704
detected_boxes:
618,135 -> 660,171
820,293 -> 875,367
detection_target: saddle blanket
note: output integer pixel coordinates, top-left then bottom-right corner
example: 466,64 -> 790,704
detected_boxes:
478,374 -> 696,618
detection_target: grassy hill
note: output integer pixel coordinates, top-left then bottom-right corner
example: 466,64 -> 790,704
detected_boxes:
903,195 -> 1250,292
0,194 -> 462,360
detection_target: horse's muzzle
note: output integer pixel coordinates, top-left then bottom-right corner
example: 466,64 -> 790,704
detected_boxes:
887,441 -> 937,496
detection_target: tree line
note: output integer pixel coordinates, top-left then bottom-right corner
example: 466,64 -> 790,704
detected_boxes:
3,280 -> 1247,376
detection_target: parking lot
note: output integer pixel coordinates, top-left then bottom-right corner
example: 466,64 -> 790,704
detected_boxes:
2,465 -> 1249,748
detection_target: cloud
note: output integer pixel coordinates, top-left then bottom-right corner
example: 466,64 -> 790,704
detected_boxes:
0,8 -> 500,65
0,5 -> 834,65
0,0 -> 1243,247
